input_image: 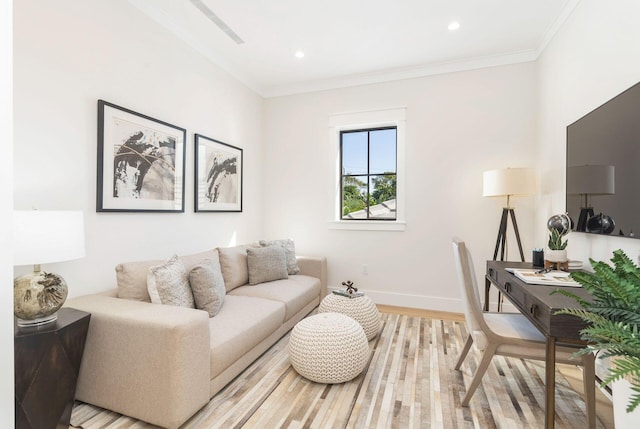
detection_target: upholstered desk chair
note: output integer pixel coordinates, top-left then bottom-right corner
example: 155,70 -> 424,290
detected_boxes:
451,238 -> 596,426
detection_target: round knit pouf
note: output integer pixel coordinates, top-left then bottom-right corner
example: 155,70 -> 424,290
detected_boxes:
318,294 -> 381,340
288,312 -> 369,384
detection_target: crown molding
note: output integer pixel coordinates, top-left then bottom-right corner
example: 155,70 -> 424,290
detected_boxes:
129,0 -> 583,99
262,50 -> 538,98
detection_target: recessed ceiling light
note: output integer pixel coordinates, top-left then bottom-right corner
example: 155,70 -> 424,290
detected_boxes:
448,21 -> 460,31
295,50 -> 305,59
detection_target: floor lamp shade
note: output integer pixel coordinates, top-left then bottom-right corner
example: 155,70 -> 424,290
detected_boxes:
482,168 -> 536,198
483,168 -> 536,266
13,210 -> 86,326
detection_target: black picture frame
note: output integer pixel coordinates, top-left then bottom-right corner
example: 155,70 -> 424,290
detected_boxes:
97,100 -> 186,212
194,133 -> 243,212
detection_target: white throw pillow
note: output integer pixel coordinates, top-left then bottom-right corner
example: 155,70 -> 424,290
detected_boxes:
147,255 -> 195,308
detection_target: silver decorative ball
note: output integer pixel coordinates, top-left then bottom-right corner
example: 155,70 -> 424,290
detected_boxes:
547,213 -> 571,236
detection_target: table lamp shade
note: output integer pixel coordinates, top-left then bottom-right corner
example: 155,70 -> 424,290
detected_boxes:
13,210 -> 85,327
567,165 -> 615,195
483,168 -> 536,197
13,210 -> 85,266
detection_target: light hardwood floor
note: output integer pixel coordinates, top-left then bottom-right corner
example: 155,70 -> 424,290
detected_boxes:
70,305 -> 613,428
377,304 -> 614,429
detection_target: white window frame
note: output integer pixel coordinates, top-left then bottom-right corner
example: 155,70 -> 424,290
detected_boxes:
328,107 -> 406,231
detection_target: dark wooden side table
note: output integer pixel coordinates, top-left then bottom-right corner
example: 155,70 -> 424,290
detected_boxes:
14,307 -> 91,429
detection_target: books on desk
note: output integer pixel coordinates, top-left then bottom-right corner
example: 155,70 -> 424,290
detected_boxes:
510,269 -> 581,287
332,290 -> 365,298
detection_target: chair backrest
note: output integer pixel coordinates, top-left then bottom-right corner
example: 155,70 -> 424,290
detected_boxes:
452,237 -> 489,345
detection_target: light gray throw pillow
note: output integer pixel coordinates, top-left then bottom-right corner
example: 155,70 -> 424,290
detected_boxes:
147,255 -> 195,308
189,259 -> 226,317
259,238 -> 300,275
247,246 -> 288,285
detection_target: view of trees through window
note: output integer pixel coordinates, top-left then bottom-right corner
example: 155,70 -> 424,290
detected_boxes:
340,127 -> 397,220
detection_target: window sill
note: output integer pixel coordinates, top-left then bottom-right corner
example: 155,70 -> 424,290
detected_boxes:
328,221 -> 406,231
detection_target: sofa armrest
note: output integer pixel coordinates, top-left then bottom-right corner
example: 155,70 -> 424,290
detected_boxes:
296,256 -> 328,298
65,294 -> 210,429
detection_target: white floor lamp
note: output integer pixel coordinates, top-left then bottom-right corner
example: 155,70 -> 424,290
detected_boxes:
483,168 -> 536,262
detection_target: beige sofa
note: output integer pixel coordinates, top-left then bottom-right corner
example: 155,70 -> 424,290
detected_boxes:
65,244 -> 327,429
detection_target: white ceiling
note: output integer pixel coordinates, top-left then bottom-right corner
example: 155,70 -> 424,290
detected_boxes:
129,0 -> 580,97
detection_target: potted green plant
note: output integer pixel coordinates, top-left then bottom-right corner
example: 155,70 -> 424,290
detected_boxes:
553,250 -> 640,425
546,228 -> 568,263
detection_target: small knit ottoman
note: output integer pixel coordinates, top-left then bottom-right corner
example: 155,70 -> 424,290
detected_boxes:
288,312 -> 369,383
319,293 -> 381,340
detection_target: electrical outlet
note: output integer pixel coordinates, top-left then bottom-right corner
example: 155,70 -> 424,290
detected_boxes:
362,264 -> 368,275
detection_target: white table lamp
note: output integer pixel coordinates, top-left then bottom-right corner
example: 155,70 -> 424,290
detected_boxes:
13,210 -> 85,326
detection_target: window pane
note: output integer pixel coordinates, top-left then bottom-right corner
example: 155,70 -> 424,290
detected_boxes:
370,128 -> 396,174
342,175 -> 368,219
369,175 -> 396,220
341,131 -> 368,175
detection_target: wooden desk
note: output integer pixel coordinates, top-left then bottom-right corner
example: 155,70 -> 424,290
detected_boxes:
485,261 -> 595,429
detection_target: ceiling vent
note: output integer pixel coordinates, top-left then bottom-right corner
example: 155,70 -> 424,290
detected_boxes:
189,0 -> 245,45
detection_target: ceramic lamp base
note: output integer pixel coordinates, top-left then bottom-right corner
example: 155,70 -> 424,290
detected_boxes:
14,269 -> 68,326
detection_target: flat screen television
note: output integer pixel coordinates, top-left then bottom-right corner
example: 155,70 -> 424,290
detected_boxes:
566,81 -> 640,239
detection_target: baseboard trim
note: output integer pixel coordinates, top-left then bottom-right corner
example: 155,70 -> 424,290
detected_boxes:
376,304 -> 465,322
326,287 -> 517,317
328,287 -> 462,313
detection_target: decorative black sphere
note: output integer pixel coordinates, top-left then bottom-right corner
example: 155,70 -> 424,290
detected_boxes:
587,213 -> 615,234
547,213 -> 571,236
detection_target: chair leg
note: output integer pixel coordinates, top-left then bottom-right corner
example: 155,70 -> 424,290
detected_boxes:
461,344 -> 497,406
582,353 -> 596,429
455,335 -> 473,370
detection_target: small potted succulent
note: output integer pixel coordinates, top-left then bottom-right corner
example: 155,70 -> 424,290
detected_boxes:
553,250 -> 640,426
546,228 -> 568,263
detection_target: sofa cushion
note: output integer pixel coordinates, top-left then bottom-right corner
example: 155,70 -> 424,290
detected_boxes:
247,246 -> 288,285
181,249 -> 220,272
189,259 -> 225,317
217,244 -> 258,292
208,295 -> 285,378
230,275 -> 321,322
259,239 -> 300,275
147,255 -> 195,308
116,250 -> 219,302
116,258 -> 163,302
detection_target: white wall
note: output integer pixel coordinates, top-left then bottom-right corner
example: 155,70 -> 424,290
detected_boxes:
13,0 -> 265,297
263,63 -> 539,311
536,0 -> 640,264
1,0 -> 14,426
13,0 -> 639,322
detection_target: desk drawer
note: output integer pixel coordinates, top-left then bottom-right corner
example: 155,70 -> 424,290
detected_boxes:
492,270 -> 527,310
524,293 -> 551,333
503,278 -> 526,310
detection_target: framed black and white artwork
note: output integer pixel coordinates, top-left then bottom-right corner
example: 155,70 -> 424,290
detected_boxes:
97,100 -> 186,212
194,133 -> 243,212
